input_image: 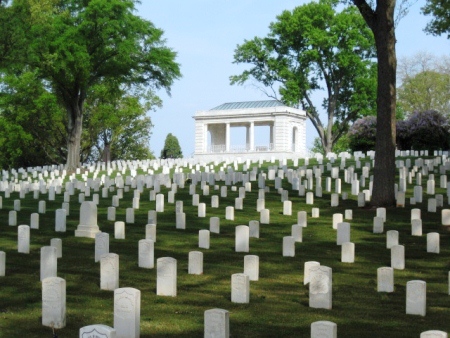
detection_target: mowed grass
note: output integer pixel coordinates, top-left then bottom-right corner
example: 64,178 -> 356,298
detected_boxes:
0,157 -> 449,337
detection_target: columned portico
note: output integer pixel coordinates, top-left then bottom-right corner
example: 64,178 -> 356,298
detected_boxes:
194,100 -> 307,161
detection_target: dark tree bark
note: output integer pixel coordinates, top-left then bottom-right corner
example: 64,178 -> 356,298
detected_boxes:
66,96 -> 84,171
353,0 -> 397,207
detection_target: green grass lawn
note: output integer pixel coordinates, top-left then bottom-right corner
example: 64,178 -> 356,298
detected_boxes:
0,157 -> 449,337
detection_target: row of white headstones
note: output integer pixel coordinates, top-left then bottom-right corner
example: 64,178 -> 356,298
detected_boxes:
1,152 -> 450,337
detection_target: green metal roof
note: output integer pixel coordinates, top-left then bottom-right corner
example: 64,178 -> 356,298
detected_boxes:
210,100 -> 286,111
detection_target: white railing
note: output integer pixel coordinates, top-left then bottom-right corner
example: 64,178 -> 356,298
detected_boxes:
207,144 -> 275,153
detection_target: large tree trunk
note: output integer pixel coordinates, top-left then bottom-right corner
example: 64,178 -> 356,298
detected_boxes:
102,143 -> 111,163
66,98 -> 83,171
371,1 -> 397,207
353,0 -> 397,207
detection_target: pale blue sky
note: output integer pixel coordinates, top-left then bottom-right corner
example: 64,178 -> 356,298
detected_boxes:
136,1 -> 450,158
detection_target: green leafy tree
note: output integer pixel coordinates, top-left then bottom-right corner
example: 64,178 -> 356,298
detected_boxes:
398,53 -> 450,114
4,0 -> 181,170
160,133 -> 183,159
310,130 -> 350,155
0,70 -> 66,168
230,0 -> 377,154
0,1 -> 26,67
422,0 -> 450,38
82,81 -> 157,162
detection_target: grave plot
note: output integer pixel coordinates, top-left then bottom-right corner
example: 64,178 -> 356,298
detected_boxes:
0,153 -> 449,337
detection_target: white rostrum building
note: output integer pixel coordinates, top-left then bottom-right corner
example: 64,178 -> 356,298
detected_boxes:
193,100 -> 307,161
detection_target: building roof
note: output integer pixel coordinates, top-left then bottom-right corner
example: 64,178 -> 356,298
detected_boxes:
210,100 -> 287,111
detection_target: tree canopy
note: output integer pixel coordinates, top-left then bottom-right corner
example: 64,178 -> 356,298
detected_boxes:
230,0 -> 377,154
0,70 -> 66,168
422,0 -> 450,38
397,53 -> 450,115
160,133 -> 183,159
1,0 -> 181,170
82,81 -> 158,163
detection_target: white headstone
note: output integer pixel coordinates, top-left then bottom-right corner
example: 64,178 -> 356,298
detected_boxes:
332,213 -> 343,230
107,207 -> 116,221
157,257 -> 177,296
283,200 -> 292,215
428,198 -> 437,212
188,251 -> 203,275
9,210 -> 17,226
341,242 -> 355,263
30,212 -> 39,229
330,193 -> 339,207
79,324 -> 116,338
297,211 -> 307,227
156,193 -> 164,212
406,280 -> 426,316
235,225 -> 249,252
50,238 -> 62,258
309,265 -> 332,309
18,225 -> 30,254
244,255 -> 259,281
114,221 -> 125,239
377,267 -> 394,292
336,222 -> 350,245
125,208 -> 134,224
312,208 -> 320,218
249,220 -> 259,238
198,202 -> 206,217
41,246 -> 57,281
231,273 -> 250,303
291,224 -> 303,242
282,236 -> 295,257
0,251 -> 5,276
311,321 -> 337,338
304,261 -> 320,285
225,206 -> 234,221
373,216 -> 384,234
386,230 -> 399,249
199,229 -> 210,249
204,308 -> 230,338
138,239 -> 154,269
75,201 -> 100,238
411,208 -> 421,220
42,277 -> 66,329
100,253 -> 119,291
412,219 -> 423,236
210,217 -> 220,234
145,224 -> 156,242
391,245 -> 405,270
176,212 -> 186,229
376,207 -> 386,222
14,199 -> 20,211
38,201 -> 46,214
95,232 -> 109,263
427,232 -> 440,253
114,287 -> 140,338
420,331 -> 448,338
442,209 -> 450,226
260,209 -> 270,224
211,195 -> 219,208
55,209 -> 66,232
306,192 -> 314,205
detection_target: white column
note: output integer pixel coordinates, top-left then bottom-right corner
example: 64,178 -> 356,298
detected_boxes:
204,124 -> 208,153
250,121 -> 254,151
246,125 -> 250,150
270,124 -> 274,150
226,123 -> 230,152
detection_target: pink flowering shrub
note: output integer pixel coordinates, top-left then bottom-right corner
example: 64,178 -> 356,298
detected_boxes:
348,116 -> 377,152
349,111 -> 450,152
397,110 -> 450,151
